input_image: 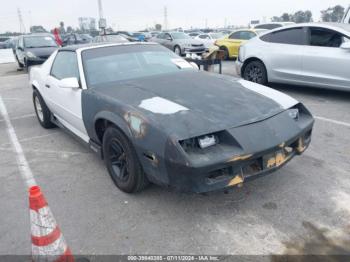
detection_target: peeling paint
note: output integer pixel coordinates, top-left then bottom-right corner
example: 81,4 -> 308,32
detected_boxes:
297,138 -> 306,153
125,112 -> 147,138
227,154 -> 253,163
228,174 -> 244,187
139,97 -> 189,115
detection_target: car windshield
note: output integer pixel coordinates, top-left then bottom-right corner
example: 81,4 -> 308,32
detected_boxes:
210,33 -> 224,39
82,45 -> 194,87
171,32 -> 191,39
24,36 -> 58,48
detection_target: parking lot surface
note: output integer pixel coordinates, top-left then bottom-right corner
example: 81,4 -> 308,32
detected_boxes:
0,61 -> 349,256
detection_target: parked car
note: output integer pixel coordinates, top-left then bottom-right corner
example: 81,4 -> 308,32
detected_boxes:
236,23 -> 350,91
92,34 -> 129,43
62,33 -> 92,46
254,22 -> 295,30
215,29 -> 267,59
151,32 -> 205,56
0,37 -> 10,49
15,34 -> 59,70
114,31 -> 139,42
195,32 -> 225,50
29,42 -> 314,193
343,6 -> 350,23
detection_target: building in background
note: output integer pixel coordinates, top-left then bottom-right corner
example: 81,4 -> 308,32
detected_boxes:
78,17 -> 96,31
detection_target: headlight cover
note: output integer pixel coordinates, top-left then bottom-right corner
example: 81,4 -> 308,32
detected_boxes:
26,51 -> 36,58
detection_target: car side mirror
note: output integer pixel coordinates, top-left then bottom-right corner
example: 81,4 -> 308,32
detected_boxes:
59,77 -> 80,89
340,42 -> 350,50
166,37 -> 172,41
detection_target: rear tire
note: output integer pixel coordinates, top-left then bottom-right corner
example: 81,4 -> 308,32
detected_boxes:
33,89 -> 55,129
243,60 -> 268,85
103,126 -> 149,193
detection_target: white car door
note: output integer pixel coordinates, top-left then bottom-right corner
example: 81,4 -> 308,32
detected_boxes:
259,27 -> 306,83
45,50 -> 89,142
301,27 -> 350,89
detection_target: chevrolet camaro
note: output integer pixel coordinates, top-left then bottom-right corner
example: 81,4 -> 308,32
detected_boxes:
29,43 -> 314,193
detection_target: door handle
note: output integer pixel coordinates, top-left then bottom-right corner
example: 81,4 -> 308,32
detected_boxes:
45,84 -> 50,88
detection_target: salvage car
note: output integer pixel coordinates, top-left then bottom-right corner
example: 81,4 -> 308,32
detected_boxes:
215,29 -> 267,59
29,43 -> 314,193
151,32 -> 205,56
236,23 -> 350,90
15,34 -> 59,70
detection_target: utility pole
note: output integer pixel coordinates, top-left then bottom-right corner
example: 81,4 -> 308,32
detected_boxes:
163,6 -> 168,31
17,8 -> 26,34
98,0 -> 107,34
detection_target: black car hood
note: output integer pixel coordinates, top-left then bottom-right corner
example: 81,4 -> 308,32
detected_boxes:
25,47 -> 58,57
91,71 -> 291,138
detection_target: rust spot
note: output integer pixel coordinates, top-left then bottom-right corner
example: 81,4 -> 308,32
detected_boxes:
267,151 -> 287,168
227,154 -> 253,163
296,138 -> 306,153
124,112 -> 147,138
228,174 -> 244,187
143,152 -> 159,167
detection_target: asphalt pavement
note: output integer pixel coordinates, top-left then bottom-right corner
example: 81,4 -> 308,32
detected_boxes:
0,60 -> 349,257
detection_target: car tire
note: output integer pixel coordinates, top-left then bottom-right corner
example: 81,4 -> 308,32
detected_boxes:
174,46 -> 182,56
103,126 -> 149,193
243,60 -> 268,85
33,89 -> 55,129
16,56 -> 24,68
220,46 -> 229,60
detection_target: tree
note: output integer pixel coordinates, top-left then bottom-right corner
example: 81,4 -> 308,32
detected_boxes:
292,10 -> 313,23
155,24 -> 162,31
271,16 -> 282,22
281,13 -> 291,22
321,5 -> 345,22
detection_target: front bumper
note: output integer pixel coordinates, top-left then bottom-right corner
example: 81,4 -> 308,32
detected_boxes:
235,60 -> 243,76
27,56 -> 48,66
161,109 -> 314,193
183,47 -> 206,55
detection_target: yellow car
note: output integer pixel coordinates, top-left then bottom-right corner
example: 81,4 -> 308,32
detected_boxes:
215,29 -> 267,59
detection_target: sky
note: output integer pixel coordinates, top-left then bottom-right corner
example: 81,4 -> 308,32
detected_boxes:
0,0 -> 349,33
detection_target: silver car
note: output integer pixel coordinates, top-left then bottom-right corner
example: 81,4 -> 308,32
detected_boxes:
151,32 -> 205,56
236,23 -> 350,91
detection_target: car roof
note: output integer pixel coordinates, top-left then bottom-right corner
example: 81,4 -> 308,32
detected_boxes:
59,42 -> 158,52
267,22 -> 350,36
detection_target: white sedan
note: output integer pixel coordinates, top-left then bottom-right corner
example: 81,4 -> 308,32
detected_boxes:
236,22 -> 350,91
195,33 -> 225,50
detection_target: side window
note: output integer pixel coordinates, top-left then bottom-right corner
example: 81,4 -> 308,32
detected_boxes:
261,28 -> 304,45
51,51 -> 80,80
157,33 -> 165,39
229,32 -> 242,39
165,33 -> 171,40
199,35 -> 209,39
309,27 -> 345,48
240,31 -> 257,40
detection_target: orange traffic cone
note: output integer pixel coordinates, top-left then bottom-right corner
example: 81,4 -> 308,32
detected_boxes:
29,186 -> 74,262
